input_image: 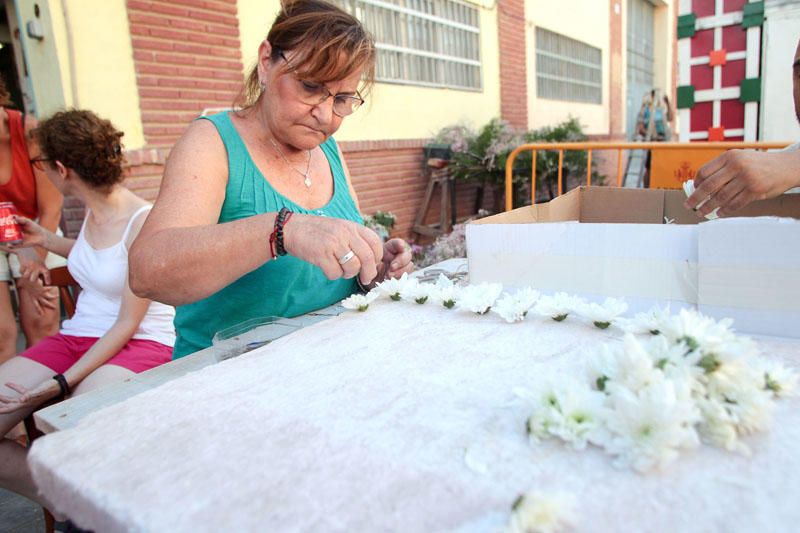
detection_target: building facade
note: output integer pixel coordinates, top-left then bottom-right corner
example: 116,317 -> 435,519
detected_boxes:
2,0 -> 682,237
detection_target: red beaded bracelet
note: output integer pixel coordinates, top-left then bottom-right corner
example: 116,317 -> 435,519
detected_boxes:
269,208 -> 293,259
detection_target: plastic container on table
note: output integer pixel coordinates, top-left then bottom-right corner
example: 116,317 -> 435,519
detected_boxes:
211,316 -> 302,362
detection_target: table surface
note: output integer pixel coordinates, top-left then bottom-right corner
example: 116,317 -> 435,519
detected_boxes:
27,258 -> 800,532
34,258 -> 469,434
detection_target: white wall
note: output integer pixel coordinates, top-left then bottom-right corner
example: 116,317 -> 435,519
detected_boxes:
761,2 -> 800,141
525,0 -> 610,134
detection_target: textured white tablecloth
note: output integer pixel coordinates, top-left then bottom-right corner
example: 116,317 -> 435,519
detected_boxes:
28,299 -> 800,532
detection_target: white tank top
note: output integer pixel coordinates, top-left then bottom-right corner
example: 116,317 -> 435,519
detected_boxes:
59,205 -> 176,347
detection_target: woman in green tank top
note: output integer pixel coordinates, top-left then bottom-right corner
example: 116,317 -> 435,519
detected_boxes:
128,0 -> 414,358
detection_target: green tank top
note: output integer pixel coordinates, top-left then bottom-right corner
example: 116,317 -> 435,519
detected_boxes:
172,112 -> 361,358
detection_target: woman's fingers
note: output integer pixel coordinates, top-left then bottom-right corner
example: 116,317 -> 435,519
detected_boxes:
696,178 -> 746,217
282,214 -> 386,283
385,238 -> 412,271
350,231 -> 381,283
686,153 -> 736,211
334,248 -> 362,280
5,382 -> 28,395
38,294 -> 58,311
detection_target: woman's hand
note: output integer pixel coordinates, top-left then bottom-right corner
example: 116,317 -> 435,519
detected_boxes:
381,238 -> 414,280
8,215 -> 49,249
16,276 -> 58,315
283,214 -> 384,285
0,380 -> 60,414
685,149 -> 800,217
15,248 -> 57,314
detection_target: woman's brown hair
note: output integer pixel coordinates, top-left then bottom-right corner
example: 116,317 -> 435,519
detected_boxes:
35,110 -> 125,192
237,0 -> 376,109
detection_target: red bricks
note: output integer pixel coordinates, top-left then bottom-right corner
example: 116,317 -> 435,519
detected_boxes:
498,0 -> 528,129
127,0 -> 244,148
608,0 -> 624,137
340,140 -> 481,240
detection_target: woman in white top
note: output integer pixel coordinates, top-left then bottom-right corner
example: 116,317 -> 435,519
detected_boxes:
0,110 -> 174,506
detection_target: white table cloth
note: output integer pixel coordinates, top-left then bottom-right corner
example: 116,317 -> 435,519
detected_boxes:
28,296 -> 800,532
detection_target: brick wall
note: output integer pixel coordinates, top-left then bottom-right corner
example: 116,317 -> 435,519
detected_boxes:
609,0 -> 624,138
126,0 -> 244,148
497,0 -> 528,129
341,140 -> 481,241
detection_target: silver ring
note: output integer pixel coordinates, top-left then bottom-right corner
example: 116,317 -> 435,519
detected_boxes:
338,250 -> 355,265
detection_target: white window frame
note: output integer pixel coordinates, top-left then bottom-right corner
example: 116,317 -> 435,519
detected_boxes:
535,27 -> 603,104
337,0 -> 483,91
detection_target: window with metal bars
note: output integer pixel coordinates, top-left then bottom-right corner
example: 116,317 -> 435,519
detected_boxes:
334,0 -> 482,90
535,27 -> 603,104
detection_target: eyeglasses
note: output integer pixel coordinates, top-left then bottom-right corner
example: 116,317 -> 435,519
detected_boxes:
278,51 -> 364,117
29,157 -> 51,171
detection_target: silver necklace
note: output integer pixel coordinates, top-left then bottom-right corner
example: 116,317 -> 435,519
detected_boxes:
269,137 -> 313,188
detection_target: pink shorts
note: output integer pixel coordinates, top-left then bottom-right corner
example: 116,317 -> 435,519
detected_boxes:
19,333 -> 173,374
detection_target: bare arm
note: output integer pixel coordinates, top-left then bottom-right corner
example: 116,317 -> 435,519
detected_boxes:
129,119 -> 382,306
11,216 -> 75,258
0,217 -> 154,411
26,115 -> 64,258
129,120 -> 277,305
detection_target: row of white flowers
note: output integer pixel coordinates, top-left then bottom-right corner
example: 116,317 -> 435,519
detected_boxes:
342,273 -> 630,328
341,272 -> 797,532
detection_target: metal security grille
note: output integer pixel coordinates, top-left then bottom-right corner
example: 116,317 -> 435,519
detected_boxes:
535,27 -> 603,104
335,0 -> 482,90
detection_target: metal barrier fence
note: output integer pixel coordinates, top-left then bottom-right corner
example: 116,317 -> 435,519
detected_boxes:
503,141 -> 791,212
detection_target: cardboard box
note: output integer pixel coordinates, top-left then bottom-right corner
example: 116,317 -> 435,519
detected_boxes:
466,187 -> 800,337
698,218 -> 800,338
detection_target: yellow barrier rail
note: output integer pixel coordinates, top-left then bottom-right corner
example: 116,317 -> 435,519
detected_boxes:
503,141 -> 791,212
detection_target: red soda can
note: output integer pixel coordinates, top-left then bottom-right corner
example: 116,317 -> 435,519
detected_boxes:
0,202 -> 23,245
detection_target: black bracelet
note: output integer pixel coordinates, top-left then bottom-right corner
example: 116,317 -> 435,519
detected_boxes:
274,207 -> 292,256
356,277 -> 369,294
52,374 -> 70,400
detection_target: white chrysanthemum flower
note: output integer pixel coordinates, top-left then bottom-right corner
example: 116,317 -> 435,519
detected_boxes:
457,283 -> 503,315
576,297 -> 628,329
703,359 -> 774,436
526,383 -> 608,450
603,377 -> 700,472
659,308 -> 739,356
642,335 -> 704,387
430,275 -> 461,309
492,288 -> 540,323
533,293 -> 584,322
507,491 -> 576,533
401,281 -> 435,304
549,385 -> 608,450
695,397 -> 749,454
589,334 -> 661,394
341,291 -> 379,312
682,179 -> 719,219
375,272 -> 413,301
753,358 -> 799,398
434,273 -> 454,289
621,306 -> 672,336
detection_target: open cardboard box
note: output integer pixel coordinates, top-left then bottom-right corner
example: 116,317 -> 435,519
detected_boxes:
466,187 -> 800,338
